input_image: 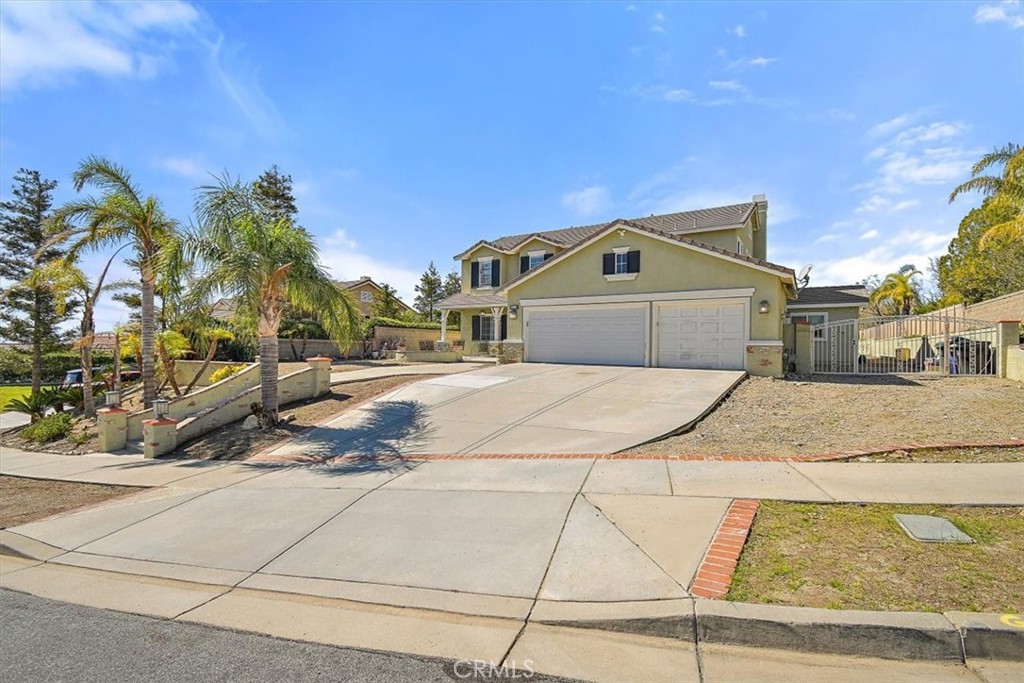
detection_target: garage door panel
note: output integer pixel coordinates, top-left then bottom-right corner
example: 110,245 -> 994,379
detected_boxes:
526,305 -> 646,366
657,301 -> 746,370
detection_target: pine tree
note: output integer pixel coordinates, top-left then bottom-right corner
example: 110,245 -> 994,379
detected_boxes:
253,164 -> 298,224
414,261 -> 443,322
0,168 -> 73,393
442,271 -> 461,299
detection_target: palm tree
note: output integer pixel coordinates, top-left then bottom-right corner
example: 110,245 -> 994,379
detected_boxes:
870,265 -> 922,316
949,143 -> 1024,244
186,175 -> 361,424
48,156 -> 178,408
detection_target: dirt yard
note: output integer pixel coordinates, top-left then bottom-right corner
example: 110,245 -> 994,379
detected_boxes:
0,476 -> 143,528
728,501 -> 1024,613
165,374 -> 438,461
845,446 -> 1024,463
625,375 -> 1024,457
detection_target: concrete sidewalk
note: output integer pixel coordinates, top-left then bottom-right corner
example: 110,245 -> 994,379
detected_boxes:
2,451 -> 1022,681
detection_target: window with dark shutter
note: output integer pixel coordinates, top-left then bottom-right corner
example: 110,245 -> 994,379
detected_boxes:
471,262 -> 479,288
491,260 -> 500,286
543,252 -> 552,261
627,250 -> 641,273
500,315 -> 507,341
602,253 -> 615,275
472,315 -> 481,341
520,255 -> 529,274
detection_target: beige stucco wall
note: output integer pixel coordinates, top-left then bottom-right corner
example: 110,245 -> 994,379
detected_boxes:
686,226 -> 750,256
505,228 -> 789,344
1006,346 -> 1024,382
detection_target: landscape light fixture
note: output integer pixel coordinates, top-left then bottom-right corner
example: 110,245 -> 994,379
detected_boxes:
153,399 -> 170,419
105,390 -> 120,407
758,300 -> 770,314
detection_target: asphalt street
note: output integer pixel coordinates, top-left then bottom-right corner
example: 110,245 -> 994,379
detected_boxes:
0,589 -> 576,683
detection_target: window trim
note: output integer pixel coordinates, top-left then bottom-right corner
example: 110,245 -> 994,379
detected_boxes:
527,251 -> 546,270
788,311 -> 829,339
477,257 -> 494,290
360,291 -> 373,303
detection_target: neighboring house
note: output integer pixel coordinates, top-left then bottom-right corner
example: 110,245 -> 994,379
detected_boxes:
209,277 -> 414,322
783,285 -> 870,364
438,195 -> 803,376
337,276 -> 416,319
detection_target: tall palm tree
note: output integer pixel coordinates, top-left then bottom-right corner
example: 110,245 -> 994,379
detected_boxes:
48,156 -> 178,408
949,143 -> 1024,244
186,175 -> 361,424
870,266 -> 922,316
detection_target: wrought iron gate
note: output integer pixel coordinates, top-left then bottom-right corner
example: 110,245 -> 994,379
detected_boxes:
809,315 -> 1000,375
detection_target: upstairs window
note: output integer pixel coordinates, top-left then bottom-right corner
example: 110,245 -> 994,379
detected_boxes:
360,291 -> 373,303
471,257 -> 500,288
602,249 -> 640,280
529,253 -> 546,269
520,251 -> 551,273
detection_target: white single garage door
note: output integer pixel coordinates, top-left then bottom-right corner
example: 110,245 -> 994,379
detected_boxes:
525,304 -> 647,366
657,301 -> 745,370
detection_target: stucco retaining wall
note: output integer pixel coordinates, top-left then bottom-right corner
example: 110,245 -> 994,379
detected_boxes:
1006,346 -> 1024,382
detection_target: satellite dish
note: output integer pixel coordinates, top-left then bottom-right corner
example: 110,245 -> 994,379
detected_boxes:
797,264 -> 812,290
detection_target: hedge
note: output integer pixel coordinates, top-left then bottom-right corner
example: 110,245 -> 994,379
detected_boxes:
0,347 -> 116,384
367,316 -> 459,331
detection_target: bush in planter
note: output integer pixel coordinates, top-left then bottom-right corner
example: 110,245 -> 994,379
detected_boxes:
22,412 -> 73,444
209,364 -> 248,384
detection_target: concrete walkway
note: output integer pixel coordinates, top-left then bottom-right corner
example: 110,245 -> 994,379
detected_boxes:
329,361 -> 485,384
274,363 -> 745,458
1,451 -> 1022,681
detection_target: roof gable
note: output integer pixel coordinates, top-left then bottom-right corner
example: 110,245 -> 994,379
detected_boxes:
499,219 -> 795,293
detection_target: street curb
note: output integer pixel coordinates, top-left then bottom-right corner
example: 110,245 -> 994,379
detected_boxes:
695,599 -> 964,662
946,611 -> 1024,661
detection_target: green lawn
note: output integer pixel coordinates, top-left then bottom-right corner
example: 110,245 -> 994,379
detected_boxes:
0,385 -> 31,410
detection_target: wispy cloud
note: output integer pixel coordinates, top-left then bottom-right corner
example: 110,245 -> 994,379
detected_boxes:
157,155 -> 207,179
601,84 -> 692,103
749,56 -> 776,66
650,11 -> 666,33
708,79 -> 745,91
562,186 -> 612,216
0,0 -> 199,90
868,113 -> 915,137
728,25 -> 747,38
205,35 -> 288,140
974,1 -> 1024,28
860,229 -> 880,240
625,4 -> 638,11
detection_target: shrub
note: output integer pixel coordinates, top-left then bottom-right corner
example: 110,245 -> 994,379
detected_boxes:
0,347 -> 32,383
366,316 -> 459,331
4,387 -> 67,422
0,348 -> 116,383
59,384 -> 106,411
209,364 -> 248,384
22,412 -> 73,444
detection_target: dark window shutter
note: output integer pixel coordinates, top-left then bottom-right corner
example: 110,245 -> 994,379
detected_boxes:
520,255 -> 529,274
544,252 -> 552,261
500,315 -> 507,341
471,315 -> 481,341
491,260 -> 500,286
471,262 -> 479,288
602,253 -> 615,275
627,250 -> 641,273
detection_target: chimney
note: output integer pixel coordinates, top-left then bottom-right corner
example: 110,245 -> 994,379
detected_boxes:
752,194 -> 768,261
360,275 -> 371,281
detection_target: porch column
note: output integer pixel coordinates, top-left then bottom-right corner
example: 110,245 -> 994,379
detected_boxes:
491,307 -> 504,342
440,309 -> 449,342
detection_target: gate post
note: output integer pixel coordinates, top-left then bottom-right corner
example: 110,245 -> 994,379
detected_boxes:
794,321 -> 813,375
996,320 -> 1021,378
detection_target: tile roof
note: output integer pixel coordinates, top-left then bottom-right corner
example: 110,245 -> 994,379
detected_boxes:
438,292 -> 508,309
462,202 -> 757,257
788,285 -> 870,306
497,218 -> 794,293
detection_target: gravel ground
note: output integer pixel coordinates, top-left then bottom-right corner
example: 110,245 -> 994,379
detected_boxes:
0,476 -> 143,528
625,375 -> 1024,457
164,375 -> 439,461
0,416 -> 98,455
846,446 -> 1024,463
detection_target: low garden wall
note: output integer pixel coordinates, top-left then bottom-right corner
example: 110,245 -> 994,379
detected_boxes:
127,363 -> 260,441
393,350 -> 463,363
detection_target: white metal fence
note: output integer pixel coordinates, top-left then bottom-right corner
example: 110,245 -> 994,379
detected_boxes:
810,315 -> 999,375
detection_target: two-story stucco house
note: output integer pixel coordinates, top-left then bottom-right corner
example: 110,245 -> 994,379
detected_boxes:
337,276 -> 416,319
438,195 -> 803,377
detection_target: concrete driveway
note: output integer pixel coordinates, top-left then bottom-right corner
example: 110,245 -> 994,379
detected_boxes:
265,363 -> 745,458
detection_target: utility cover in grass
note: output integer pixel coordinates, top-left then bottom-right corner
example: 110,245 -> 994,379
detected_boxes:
895,514 -> 974,543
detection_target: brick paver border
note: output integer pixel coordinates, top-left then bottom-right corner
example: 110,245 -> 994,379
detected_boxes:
689,498 -> 760,599
252,438 -> 1024,465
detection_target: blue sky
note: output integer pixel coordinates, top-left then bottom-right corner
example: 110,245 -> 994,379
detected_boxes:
1,0 -> 1022,333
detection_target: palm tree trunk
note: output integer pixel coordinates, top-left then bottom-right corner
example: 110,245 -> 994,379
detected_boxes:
258,334 -> 279,425
141,275 -> 157,407
112,332 -> 121,392
81,299 -> 95,417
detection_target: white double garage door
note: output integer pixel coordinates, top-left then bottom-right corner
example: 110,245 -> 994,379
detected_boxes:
524,298 -> 748,370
